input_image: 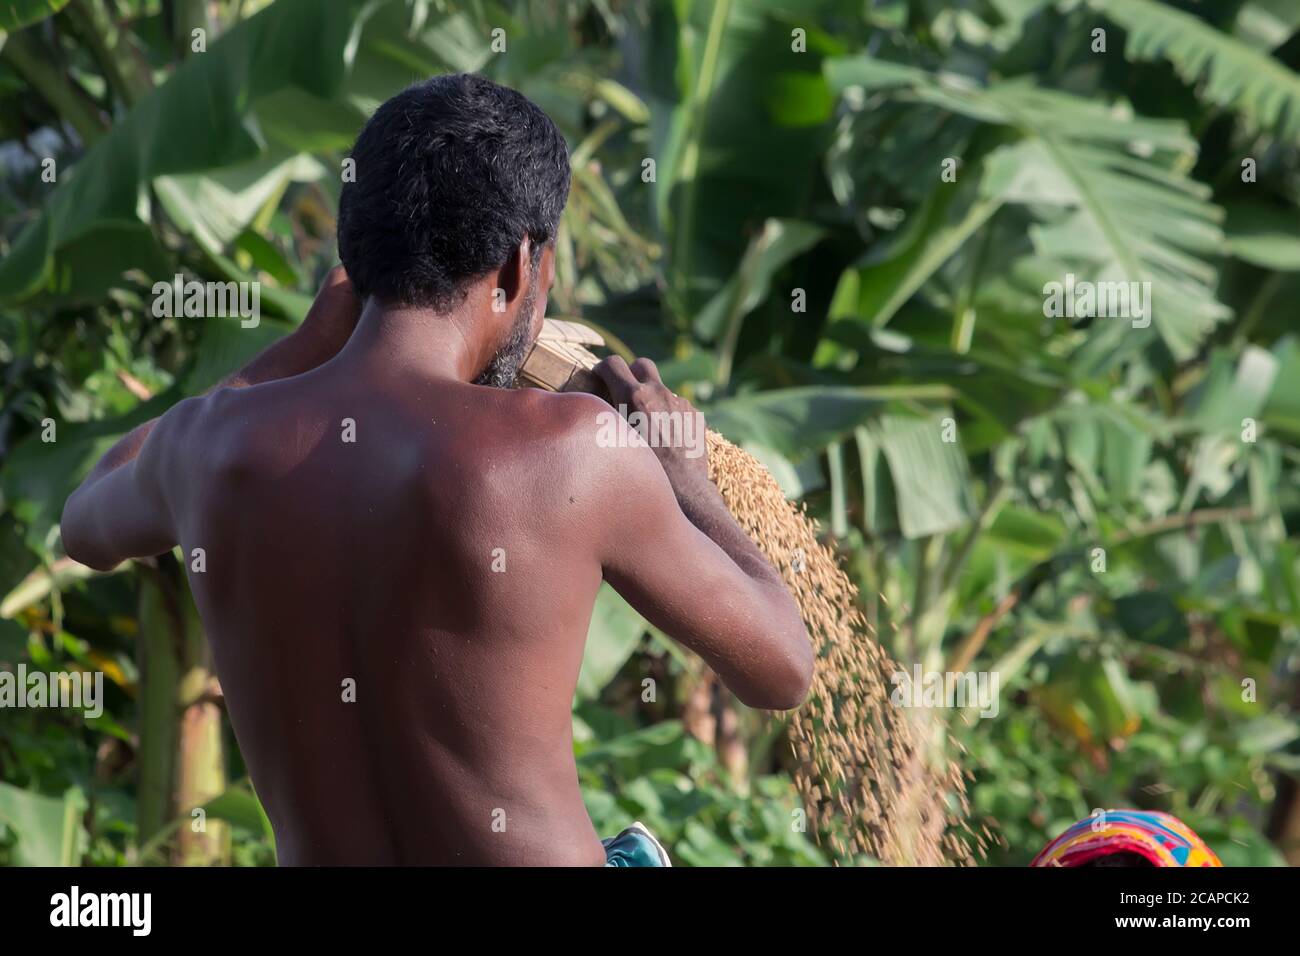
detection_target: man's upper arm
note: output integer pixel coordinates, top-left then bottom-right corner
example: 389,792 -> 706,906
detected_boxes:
61,399 -> 197,571
585,406 -> 809,709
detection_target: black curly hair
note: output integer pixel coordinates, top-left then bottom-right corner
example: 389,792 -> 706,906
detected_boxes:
338,73 -> 571,310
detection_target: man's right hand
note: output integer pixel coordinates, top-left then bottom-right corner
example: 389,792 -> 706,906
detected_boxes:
591,355 -> 710,503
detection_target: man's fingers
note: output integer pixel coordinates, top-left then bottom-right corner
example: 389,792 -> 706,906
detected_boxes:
629,357 -> 662,384
593,355 -> 640,399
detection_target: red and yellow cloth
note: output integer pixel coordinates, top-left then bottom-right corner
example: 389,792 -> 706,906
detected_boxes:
1031,809 -> 1222,867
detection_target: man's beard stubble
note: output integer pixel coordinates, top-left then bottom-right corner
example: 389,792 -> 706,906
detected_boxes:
472,278 -> 538,389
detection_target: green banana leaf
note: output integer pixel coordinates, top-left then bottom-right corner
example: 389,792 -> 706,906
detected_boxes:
0,0 -> 69,34
0,0 -> 373,302
0,782 -> 87,866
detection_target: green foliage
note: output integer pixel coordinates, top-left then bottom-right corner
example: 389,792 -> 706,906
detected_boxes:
574,707 -> 826,866
0,781 -> 86,866
0,0 -> 371,301
1093,0 -> 1300,143
0,0 -> 69,35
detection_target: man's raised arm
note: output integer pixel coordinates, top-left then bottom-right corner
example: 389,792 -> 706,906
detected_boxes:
61,267 -> 361,571
587,356 -> 814,711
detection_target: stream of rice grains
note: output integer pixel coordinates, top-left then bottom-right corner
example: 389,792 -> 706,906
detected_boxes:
706,431 -> 987,866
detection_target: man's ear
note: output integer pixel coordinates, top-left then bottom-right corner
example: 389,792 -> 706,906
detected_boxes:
540,242 -> 556,290
495,236 -> 532,303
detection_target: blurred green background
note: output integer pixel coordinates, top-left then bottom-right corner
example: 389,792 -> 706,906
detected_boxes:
1,0 -> 1299,866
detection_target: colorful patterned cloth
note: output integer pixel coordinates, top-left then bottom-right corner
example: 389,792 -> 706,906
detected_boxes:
1030,809 -> 1222,867
602,822 -> 672,867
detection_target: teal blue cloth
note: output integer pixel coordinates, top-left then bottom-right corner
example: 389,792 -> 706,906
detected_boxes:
602,822 -> 670,867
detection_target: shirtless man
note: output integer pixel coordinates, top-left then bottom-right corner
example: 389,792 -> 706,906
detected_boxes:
60,73 -> 812,866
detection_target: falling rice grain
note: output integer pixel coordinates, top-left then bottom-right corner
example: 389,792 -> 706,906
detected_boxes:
706,430 -> 982,865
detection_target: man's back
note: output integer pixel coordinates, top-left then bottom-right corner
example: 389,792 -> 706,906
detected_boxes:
178,368 -> 607,864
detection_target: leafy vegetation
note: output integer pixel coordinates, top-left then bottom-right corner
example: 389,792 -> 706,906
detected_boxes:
1,0 -> 1298,866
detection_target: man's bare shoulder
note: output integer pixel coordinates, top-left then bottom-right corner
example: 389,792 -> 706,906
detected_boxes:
503,389 -> 649,460
157,385 -> 258,443
463,387 -> 655,493
155,385 -> 310,485
137,392 -> 214,473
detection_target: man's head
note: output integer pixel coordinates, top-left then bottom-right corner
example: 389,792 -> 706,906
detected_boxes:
338,73 -> 571,385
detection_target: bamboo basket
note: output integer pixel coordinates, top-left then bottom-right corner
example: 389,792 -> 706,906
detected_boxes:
517,319 -> 605,393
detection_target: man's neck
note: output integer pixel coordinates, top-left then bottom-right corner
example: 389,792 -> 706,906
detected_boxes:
337,298 -> 489,383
